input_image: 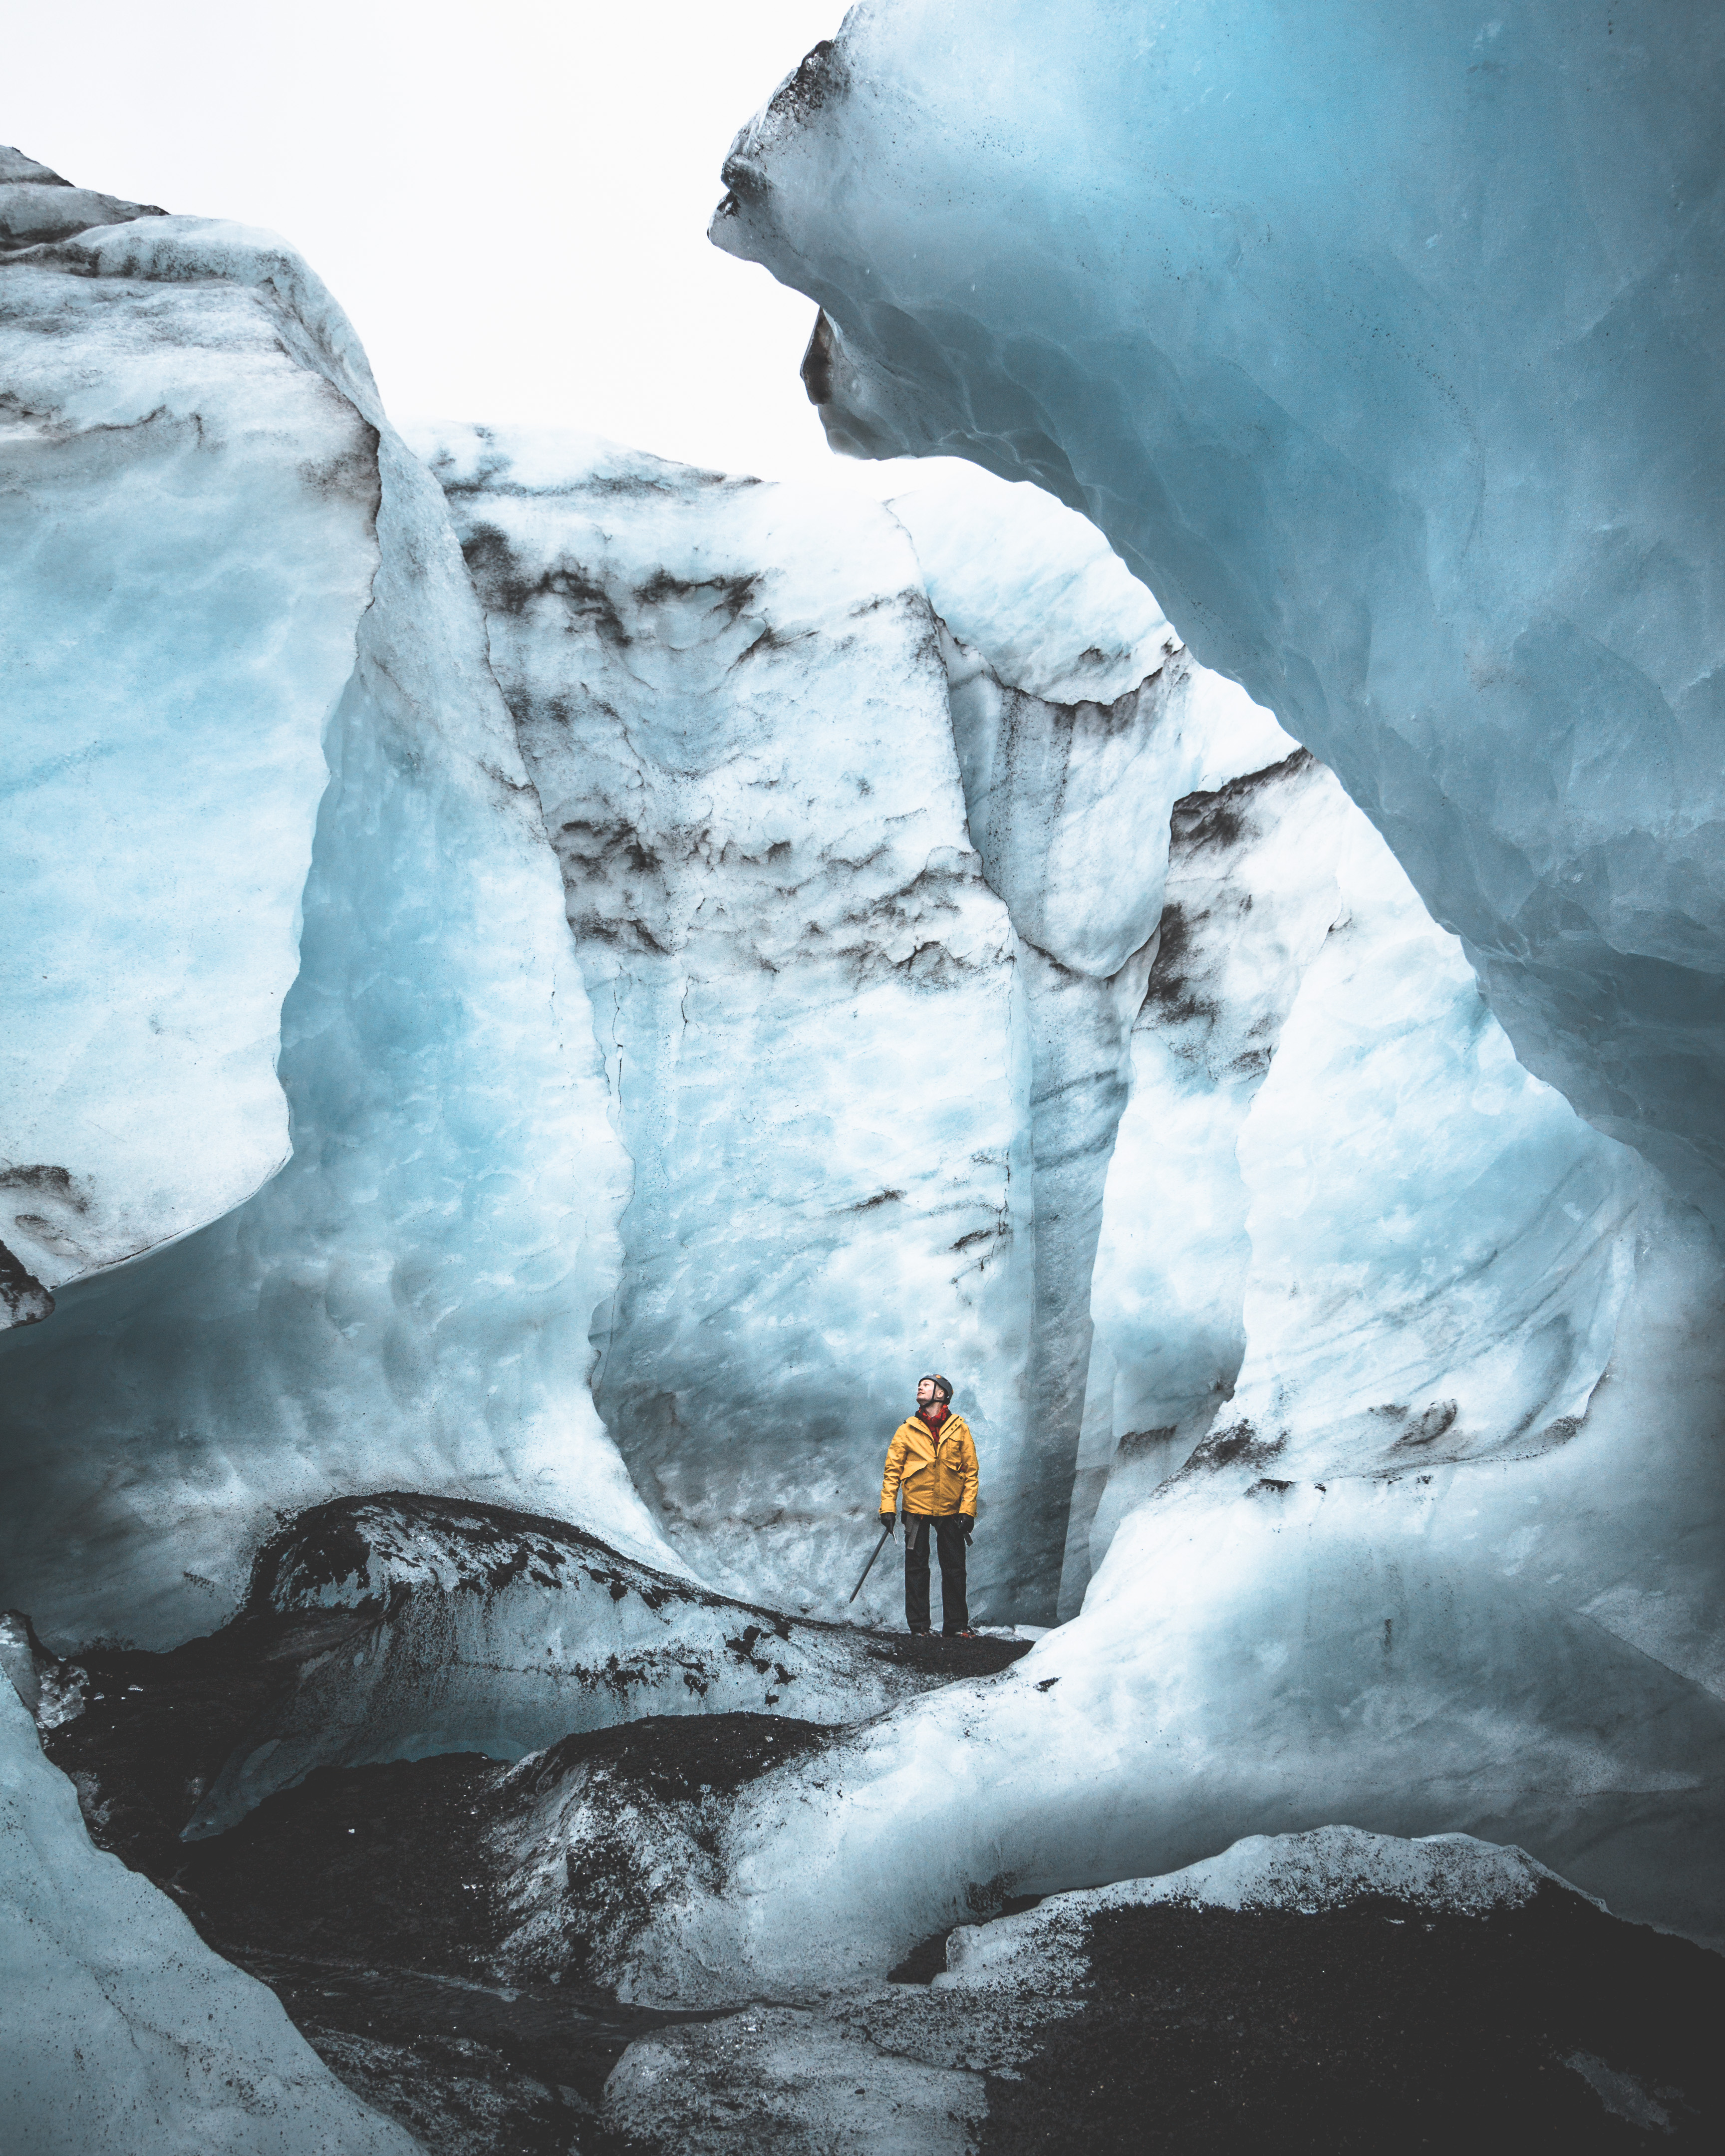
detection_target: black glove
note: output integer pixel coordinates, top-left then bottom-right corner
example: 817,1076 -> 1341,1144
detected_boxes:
879,1512 -> 896,1536
959,1515 -> 974,1543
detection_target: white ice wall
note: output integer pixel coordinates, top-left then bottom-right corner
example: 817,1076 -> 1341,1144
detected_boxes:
0,200 -> 660,1649
420,425 -> 1038,1617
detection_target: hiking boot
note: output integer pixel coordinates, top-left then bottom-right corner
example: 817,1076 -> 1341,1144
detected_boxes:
908,1625 -> 932,1636
943,1627 -> 976,1638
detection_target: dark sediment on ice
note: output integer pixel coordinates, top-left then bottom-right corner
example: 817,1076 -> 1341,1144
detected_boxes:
976,1887 -> 1725,2153
51,1713 -> 823,2151
34,1653 -> 1725,2152
39,1606 -> 375,1875
866,1628 -> 1034,1678
31,1503 -> 1026,2156
36,1490 -> 1721,2152
164,1748 -> 732,2152
888,1892 -> 1047,1985
506,1708 -> 835,1805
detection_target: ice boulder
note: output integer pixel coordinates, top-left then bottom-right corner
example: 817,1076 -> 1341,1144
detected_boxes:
183,1492 -> 1022,1837
0,159 -> 379,1321
0,1671 -> 417,2156
0,186 -> 657,1649
712,5 -> 1725,1225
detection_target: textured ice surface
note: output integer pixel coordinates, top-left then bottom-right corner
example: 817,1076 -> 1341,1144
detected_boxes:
0,213 -> 378,1316
713,4 -> 1725,1225
0,202 -> 660,1647
1071,744 -> 1645,1605
419,422 -> 1041,1612
0,1674 -> 415,2156
885,457 -> 1177,707
941,1826 -> 1591,1996
187,1493 -> 975,1837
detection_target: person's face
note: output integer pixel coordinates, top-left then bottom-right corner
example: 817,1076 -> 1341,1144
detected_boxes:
917,1379 -> 936,1408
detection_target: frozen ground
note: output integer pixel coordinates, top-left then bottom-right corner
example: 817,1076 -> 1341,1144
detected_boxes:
25,1596 -> 1722,2153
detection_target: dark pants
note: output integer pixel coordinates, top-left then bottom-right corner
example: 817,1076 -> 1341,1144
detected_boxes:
904,1513 -> 969,1633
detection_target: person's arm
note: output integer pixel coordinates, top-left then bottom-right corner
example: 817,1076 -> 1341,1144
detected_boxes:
879,1426 -> 907,1522
960,1425 -> 979,1517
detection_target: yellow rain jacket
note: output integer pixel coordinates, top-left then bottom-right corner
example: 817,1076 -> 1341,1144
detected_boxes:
879,1410 -> 979,1518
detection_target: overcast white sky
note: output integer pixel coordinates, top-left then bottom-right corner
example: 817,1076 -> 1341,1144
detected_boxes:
5,0 -> 881,487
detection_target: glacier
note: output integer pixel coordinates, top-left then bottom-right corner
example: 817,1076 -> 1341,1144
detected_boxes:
1,89 -> 1723,2151
0,198 -> 661,1651
0,1673 -> 419,2155
712,0 -> 1725,1228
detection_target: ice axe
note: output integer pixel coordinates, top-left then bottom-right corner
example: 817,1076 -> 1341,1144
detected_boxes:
849,1515 -> 895,1604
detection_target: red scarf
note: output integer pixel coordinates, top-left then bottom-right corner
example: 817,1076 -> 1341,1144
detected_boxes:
923,1401 -> 949,1430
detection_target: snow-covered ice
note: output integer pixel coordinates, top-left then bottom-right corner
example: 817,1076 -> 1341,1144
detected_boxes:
509,1195 -> 1725,2003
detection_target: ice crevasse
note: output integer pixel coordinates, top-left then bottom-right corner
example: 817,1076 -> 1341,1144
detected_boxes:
0,79 -> 1722,2147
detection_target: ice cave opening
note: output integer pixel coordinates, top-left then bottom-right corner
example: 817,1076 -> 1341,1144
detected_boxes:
3,6 -> 1725,2148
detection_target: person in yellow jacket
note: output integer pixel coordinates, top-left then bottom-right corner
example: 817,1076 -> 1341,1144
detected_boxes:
878,1373 -> 979,1636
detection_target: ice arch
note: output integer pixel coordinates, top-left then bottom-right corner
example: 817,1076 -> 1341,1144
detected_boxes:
711,0 -> 1725,1223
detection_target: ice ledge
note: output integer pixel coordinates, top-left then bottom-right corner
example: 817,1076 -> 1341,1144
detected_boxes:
940,1825 -> 1599,1991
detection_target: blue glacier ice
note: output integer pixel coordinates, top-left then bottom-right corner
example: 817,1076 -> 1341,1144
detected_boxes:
0,205 -> 661,1651
713,0 -> 1725,1225
1,88 -> 1724,2151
